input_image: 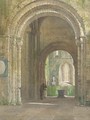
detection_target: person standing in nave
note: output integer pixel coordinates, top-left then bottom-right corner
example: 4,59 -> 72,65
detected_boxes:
40,82 -> 47,100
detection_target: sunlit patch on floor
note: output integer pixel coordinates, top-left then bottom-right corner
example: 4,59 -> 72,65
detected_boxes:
27,102 -> 57,106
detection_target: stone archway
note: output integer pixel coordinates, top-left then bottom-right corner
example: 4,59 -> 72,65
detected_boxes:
7,0 -> 86,104
39,43 -> 75,97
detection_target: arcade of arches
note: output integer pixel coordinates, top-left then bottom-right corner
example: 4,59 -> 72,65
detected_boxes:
0,0 -> 90,105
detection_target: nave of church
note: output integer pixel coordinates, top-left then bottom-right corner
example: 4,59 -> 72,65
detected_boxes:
0,0 -> 90,107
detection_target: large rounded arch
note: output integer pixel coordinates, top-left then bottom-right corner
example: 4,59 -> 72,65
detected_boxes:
38,42 -> 76,96
7,0 -> 86,105
8,0 -> 85,38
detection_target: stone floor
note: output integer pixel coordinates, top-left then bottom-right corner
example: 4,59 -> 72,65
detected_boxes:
0,97 -> 90,120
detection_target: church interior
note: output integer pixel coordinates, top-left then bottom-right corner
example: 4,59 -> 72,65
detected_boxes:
0,0 -> 90,105
0,0 -> 90,108
1,0 -> 90,119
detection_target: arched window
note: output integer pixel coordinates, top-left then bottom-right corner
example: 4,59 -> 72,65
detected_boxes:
62,63 -> 70,83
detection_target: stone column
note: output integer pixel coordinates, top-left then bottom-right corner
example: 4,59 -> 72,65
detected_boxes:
80,38 -> 84,104
34,20 -> 41,99
8,36 -> 17,105
29,20 -> 41,100
77,37 -> 86,105
16,37 -> 23,104
7,36 -> 12,104
8,36 -> 22,105
73,60 -> 77,98
81,37 -> 86,104
76,39 -> 82,104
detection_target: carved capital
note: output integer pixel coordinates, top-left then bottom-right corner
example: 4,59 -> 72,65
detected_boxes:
75,36 -> 86,47
8,36 -> 23,49
16,37 -> 23,48
75,39 -> 81,47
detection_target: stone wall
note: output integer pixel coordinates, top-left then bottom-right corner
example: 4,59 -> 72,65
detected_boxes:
0,36 -> 8,104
